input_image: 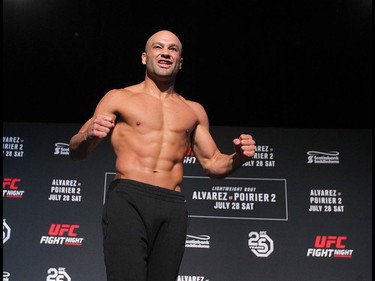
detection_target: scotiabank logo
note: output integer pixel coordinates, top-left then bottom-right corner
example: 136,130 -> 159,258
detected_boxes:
307,235 -> 354,258
307,151 -> 340,164
54,142 -> 70,156
3,177 -> 25,199
40,224 -> 84,246
185,234 -> 210,249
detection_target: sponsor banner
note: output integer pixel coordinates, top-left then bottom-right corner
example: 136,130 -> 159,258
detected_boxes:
2,123 -> 372,281
181,176 -> 288,220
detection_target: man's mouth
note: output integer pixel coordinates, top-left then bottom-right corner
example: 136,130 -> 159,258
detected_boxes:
158,60 -> 172,67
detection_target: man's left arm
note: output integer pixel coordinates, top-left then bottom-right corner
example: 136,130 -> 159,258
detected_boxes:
192,125 -> 255,178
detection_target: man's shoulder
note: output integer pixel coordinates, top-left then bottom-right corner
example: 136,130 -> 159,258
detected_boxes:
106,86 -> 140,97
183,98 -> 203,108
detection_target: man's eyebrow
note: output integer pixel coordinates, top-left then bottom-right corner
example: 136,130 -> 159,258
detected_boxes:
152,42 -> 180,49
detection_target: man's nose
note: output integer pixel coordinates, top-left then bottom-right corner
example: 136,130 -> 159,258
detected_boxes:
161,51 -> 171,58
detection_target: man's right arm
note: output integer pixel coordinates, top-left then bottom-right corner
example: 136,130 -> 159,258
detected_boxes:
69,115 -> 115,160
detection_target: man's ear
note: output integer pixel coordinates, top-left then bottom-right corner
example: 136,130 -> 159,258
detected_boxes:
141,52 -> 146,65
179,57 -> 183,69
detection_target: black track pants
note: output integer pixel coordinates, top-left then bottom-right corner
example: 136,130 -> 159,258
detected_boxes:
102,179 -> 188,281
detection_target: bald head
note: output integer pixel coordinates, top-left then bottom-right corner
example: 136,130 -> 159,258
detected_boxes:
145,30 -> 183,55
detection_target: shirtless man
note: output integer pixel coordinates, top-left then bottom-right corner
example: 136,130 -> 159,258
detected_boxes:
69,30 -> 256,281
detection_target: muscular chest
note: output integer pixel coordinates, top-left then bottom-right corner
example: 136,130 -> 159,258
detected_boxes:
120,97 -> 198,133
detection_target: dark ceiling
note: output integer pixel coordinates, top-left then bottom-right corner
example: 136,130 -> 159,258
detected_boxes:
3,0 -> 372,129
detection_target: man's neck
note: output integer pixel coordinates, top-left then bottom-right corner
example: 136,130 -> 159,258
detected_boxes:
143,75 -> 176,96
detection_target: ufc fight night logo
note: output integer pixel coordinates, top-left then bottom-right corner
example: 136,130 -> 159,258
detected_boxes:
307,235 -> 354,258
40,224 -> 84,246
3,177 -> 25,199
184,147 -> 197,164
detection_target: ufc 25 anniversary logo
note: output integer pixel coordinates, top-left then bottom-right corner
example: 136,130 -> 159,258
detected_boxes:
3,219 -> 11,244
248,231 -> 274,257
46,267 -> 71,281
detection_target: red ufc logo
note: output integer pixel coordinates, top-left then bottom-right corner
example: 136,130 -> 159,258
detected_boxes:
314,235 -> 347,249
48,224 -> 79,236
186,148 -> 195,156
3,178 -> 21,189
